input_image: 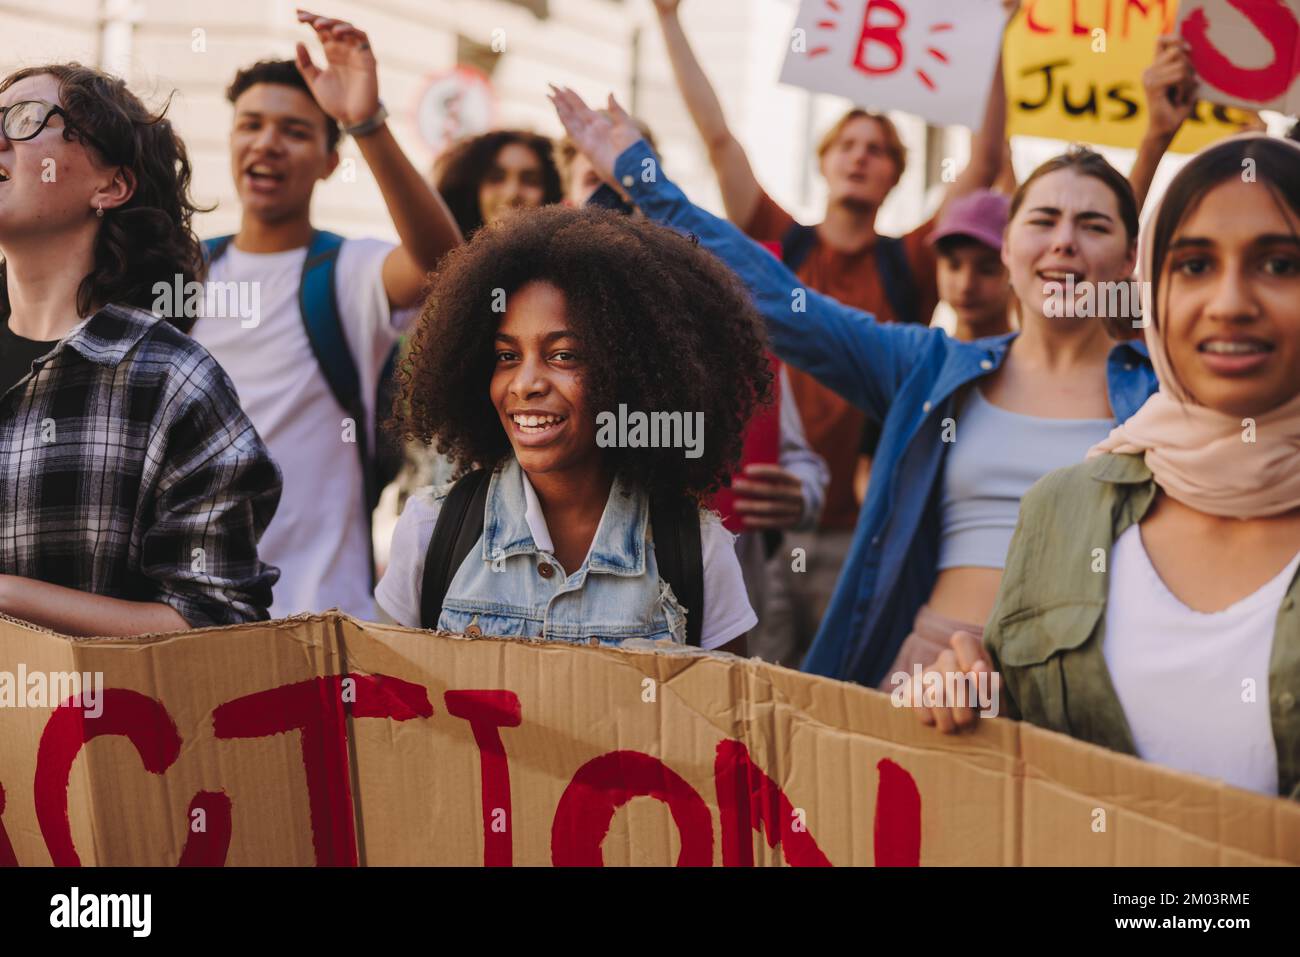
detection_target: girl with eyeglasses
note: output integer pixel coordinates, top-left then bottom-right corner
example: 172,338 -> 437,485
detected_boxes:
0,64 -> 282,635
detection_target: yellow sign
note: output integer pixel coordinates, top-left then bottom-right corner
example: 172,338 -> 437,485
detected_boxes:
1004,0 -> 1250,152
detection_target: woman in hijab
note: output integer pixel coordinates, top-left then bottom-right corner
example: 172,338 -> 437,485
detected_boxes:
919,134 -> 1300,800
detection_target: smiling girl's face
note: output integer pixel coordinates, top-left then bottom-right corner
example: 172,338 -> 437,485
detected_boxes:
490,280 -> 602,478
1161,178 -> 1300,419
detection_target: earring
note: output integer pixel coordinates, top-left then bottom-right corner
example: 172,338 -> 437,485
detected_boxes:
96,201 -> 104,218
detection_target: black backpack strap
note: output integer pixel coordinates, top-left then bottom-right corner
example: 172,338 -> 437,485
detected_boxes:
874,234 -> 921,326
650,493 -> 704,648
419,469 -> 491,630
779,222 -> 819,273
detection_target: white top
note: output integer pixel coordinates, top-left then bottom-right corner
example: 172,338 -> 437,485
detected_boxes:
376,472 -> 758,651
1102,523 -> 1300,796
191,238 -> 410,619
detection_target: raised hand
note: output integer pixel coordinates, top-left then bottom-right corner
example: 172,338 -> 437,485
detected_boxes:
548,86 -> 645,190
652,0 -> 683,13
294,9 -> 380,127
1143,34 -> 1198,142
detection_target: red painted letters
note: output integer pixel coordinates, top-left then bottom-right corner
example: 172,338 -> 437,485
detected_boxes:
854,0 -> 908,75
1182,0 -> 1300,102
214,674 -> 432,866
551,750 -> 714,866
445,689 -> 521,866
714,739 -> 831,866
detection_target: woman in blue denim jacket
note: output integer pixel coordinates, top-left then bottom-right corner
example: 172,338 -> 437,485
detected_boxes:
376,205 -> 771,653
551,89 -> 1161,687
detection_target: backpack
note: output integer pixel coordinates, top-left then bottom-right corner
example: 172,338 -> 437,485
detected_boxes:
418,469 -> 705,647
202,230 -> 404,521
779,222 -> 921,327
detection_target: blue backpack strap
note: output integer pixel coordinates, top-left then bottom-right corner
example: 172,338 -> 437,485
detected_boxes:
779,222 -> 819,272
202,234 -> 235,265
299,229 -> 359,423
874,234 -> 921,326
297,230 -> 382,585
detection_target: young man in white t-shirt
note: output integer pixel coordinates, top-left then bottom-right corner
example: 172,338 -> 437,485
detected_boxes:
191,11 -> 462,619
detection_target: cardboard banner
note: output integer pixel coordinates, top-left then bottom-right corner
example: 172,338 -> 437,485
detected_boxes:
0,611 -> 1296,866
1178,0 -> 1300,114
779,0 -> 1008,129
1004,0 -> 1254,152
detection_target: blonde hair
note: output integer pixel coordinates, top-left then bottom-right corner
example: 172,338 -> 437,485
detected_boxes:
816,109 -> 906,183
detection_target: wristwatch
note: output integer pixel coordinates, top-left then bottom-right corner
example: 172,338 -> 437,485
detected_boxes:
344,102 -> 389,138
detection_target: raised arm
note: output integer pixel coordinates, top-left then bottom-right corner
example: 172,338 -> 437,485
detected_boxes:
296,10 -> 462,309
652,0 -> 763,226
1130,33 -> 1197,213
934,0 -> 1020,219
549,86 -> 942,422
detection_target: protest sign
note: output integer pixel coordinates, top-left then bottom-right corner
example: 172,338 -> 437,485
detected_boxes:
1178,0 -> 1300,115
1004,0 -> 1252,151
0,611 -> 1295,866
779,0 -> 1008,129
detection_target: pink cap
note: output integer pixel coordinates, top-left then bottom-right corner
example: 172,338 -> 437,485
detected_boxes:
927,189 -> 1010,252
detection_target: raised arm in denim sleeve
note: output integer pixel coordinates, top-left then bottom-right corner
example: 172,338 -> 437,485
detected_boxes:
141,352 -> 283,627
777,367 -> 828,532
615,140 -> 941,422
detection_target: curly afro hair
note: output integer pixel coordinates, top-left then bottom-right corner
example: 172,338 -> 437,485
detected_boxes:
393,204 -> 774,504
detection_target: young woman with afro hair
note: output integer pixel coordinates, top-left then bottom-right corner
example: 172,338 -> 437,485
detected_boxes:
375,205 -> 773,654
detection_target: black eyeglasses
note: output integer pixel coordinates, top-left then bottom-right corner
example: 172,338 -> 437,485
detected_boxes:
0,100 -> 112,157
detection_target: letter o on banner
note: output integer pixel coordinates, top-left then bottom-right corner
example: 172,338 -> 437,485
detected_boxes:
551,750 -> 713,866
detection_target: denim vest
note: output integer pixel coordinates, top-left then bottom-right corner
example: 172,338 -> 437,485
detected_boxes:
436,459 -> 688,645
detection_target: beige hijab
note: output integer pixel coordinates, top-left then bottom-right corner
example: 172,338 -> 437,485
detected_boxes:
1088,133 -> 1300,518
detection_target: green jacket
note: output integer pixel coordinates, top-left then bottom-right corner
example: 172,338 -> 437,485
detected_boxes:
985,452 -> 1300,800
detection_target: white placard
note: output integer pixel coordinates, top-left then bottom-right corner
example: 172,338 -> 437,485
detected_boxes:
779,0 -> 1006,128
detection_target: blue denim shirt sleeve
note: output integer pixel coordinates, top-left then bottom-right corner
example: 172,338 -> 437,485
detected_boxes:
614,140 -> 943,424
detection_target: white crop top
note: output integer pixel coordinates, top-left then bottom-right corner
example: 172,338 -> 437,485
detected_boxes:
937,388 -> 1115,571
1102,524 -> 1300,795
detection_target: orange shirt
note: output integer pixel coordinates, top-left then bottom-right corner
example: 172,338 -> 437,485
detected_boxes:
744,189 -> 938,531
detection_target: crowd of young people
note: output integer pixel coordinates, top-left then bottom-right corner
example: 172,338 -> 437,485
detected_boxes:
1,6 -> 1296,799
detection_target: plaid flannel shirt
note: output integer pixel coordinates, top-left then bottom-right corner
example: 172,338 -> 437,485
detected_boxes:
0,304 -> 282,626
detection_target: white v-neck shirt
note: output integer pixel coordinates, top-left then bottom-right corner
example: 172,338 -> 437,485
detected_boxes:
1102,524 -> 1300,795
191,238 -> 408,620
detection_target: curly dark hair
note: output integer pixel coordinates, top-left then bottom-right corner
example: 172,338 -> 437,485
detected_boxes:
433,130 -> 563,239
0,63 -> 208,329
393,205 -> 774,503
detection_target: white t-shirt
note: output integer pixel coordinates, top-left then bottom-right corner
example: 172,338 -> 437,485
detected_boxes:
192,238 -> 409,619
1102,524 -> 1300,796
376,472 -> 758,651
